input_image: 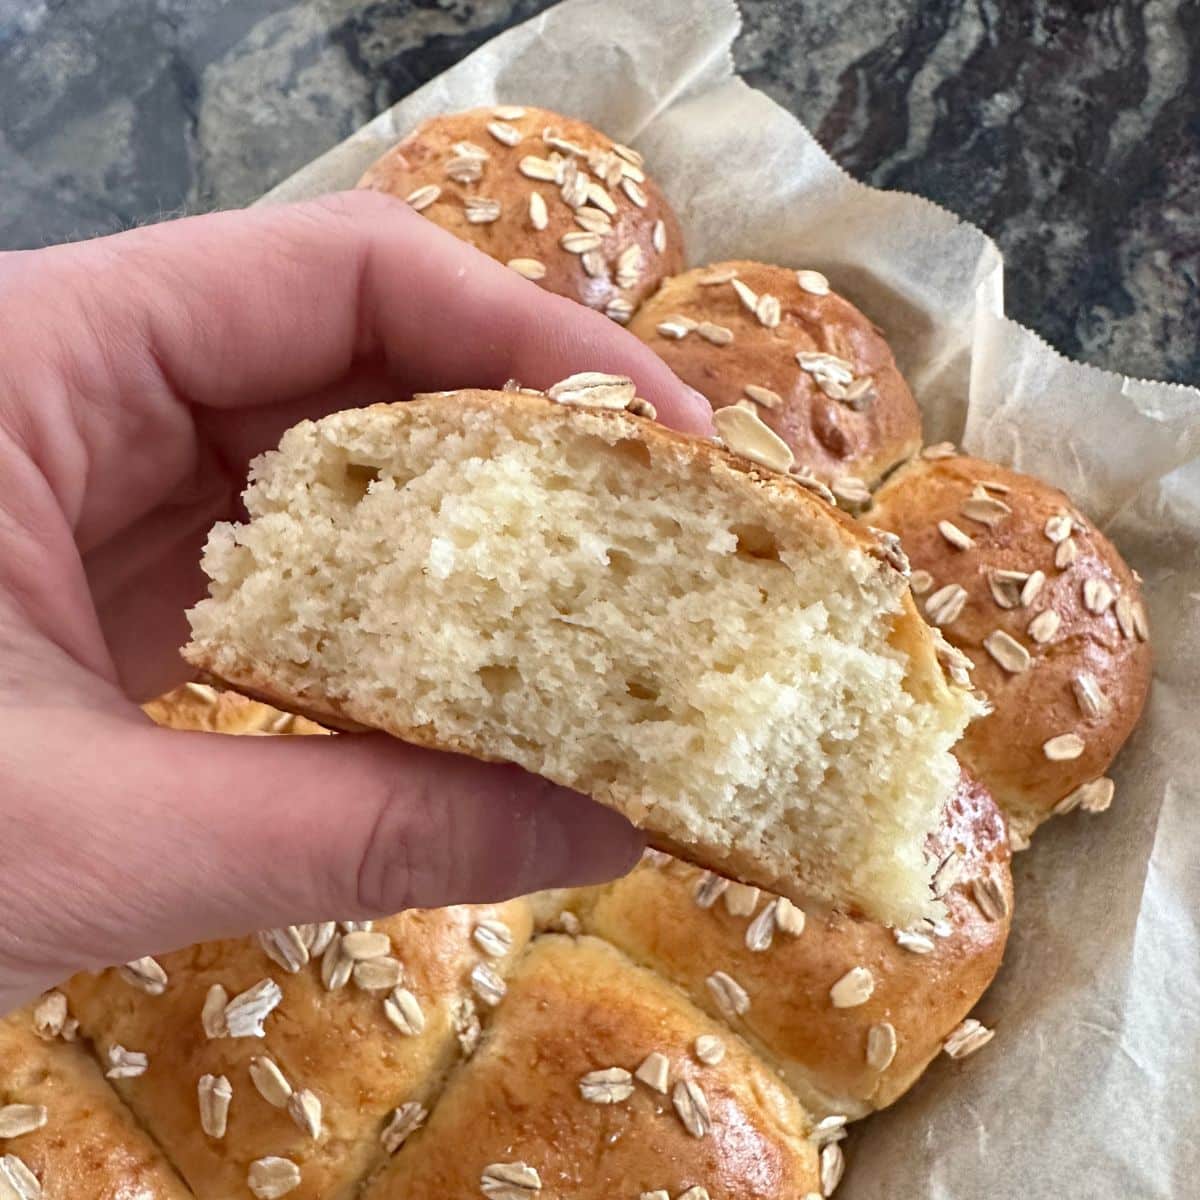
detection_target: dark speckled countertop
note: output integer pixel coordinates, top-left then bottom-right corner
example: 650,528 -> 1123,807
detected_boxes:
1,0 -> 1196,384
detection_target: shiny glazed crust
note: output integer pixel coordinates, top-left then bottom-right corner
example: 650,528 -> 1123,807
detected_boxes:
360,935 -> 820,1200
579,769 -> 1012,1120
0,1009 -> 192,1199
357,106 -> 684,314
5,682 -> 1011,1198
628,261 -> 923,487
866,453 -> 1152,840
62,902 -> 533,1200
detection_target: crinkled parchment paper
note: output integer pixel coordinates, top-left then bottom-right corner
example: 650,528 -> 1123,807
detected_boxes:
259,2 -> 1200,1195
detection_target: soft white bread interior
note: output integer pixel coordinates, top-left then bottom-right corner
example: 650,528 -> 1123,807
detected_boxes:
184,387 -> 978,925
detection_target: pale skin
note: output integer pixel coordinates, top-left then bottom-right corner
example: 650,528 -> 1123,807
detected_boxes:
0,189 -> 713,1014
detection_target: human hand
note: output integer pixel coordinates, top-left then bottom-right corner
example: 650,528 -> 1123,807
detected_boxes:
0,190 -> 713,1012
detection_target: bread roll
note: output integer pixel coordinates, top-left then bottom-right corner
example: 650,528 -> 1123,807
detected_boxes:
0,1005 -> 192,1199
579,768 -> 1011,1121
357,106 -> 683,318
182,384 -> 979,926
361,934 -> 821,1200
866,451 -> 1152,840
627,261 -> 922,490
62,902 -> 532,1200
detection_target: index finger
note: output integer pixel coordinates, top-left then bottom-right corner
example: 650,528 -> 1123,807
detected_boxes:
3,189 -> 714,564
36,189 -> 713,434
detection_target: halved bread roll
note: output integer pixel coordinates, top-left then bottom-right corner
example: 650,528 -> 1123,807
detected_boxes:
183,384 -> 978,925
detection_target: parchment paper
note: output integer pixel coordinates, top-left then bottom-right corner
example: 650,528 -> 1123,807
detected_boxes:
258,2 -> 1200,1195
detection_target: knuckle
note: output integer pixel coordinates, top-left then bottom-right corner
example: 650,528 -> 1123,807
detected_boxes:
301,188 -> 406,229
351,753 -> 471,914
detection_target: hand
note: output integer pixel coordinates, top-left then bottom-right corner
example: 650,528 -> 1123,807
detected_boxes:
0,190 -> 713,1012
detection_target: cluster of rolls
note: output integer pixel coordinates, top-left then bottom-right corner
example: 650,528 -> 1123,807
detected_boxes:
356,103 -> 1149,844
0,106 -> 1150,1200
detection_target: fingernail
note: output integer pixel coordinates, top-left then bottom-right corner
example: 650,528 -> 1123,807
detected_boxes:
681,385 -> 716,434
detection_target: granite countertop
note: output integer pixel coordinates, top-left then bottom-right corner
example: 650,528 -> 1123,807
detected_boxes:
1,0 -> 1195,385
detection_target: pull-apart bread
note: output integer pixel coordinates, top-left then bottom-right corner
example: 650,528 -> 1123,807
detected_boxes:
362,935 -> 822,1200
572,766 -> 1011,1122
60,903 -> 533,1200
0,1007 -> 192,1199
0,683 -> 1006,1200
183,378 -> 979,927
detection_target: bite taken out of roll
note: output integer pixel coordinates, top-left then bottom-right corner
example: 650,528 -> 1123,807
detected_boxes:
183,377 -> 981,926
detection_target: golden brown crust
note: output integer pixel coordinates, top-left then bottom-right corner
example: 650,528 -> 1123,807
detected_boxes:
62,903 -> 533,1200
627,261 -> 923,488
0,1007 -> 194,1199
357,107 -> 683,316
183,389 -> 972,918
866,453 -> 1152,839
580,769 -> 1012,1120
142,683 -> 331,737
362,935 -> 820,1200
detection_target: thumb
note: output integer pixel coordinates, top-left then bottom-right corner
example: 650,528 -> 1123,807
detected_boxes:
1,707 -> 642,1007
